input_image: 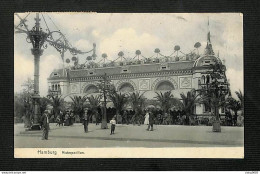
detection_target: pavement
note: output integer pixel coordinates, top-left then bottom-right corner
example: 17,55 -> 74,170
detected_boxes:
14,123 -> 244,148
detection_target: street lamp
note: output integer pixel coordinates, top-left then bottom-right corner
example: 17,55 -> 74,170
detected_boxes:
15,13 -> 96,130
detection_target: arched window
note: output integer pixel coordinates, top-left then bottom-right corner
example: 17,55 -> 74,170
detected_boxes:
155,81 -> 174,91
201,75 -> 205,84
52,85 -> 54,90
198,79 -> 201,89
206,75 -> 210,84
83,85 -> 99,94
119,83 -> 135,93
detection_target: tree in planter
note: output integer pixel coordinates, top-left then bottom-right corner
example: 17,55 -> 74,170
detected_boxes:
180,89 -> 200,125
129,92 -> 147,125
108,88 -> 128,124
198,62 -> 230,132
70,95 -> 87,119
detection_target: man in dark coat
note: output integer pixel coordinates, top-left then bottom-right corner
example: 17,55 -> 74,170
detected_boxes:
42,110 -> 49,140
147,111 -> 155,131
83,110 -> 89,133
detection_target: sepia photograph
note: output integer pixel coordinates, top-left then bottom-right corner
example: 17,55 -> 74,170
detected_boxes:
14,13 -> 244,158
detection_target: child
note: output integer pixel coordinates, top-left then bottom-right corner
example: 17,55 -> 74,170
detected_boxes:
110,116 -> 116,135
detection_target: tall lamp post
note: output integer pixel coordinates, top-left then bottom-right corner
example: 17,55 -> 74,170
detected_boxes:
15,13 -> 96,130
18,13 -> 48,130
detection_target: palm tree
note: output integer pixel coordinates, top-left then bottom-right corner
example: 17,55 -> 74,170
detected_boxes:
226,97 -> 241,117
70,95 -> 87,119
86,94 -> 101,123
200,92 -> 227,119
49,95 -> 65,119
154,91 -> 179,115
235,90 -> 244,115
180,89 -> 199,117
108,88 -> 128,116
129,92 -> 147,125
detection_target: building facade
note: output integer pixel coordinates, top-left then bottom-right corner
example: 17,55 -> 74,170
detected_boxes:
48,33 -> 229,116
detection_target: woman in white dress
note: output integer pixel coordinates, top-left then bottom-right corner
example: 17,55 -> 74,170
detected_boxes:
144,112 -> 149,125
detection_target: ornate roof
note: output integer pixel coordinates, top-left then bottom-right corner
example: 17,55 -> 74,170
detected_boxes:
48,69 -> 68,80
193,55 -> 222,68
67,61 -> 195,78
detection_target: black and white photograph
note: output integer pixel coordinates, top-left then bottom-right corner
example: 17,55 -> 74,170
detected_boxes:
14,13 -> 244,158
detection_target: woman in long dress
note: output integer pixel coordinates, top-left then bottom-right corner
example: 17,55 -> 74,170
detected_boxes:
144,112 -> 149,125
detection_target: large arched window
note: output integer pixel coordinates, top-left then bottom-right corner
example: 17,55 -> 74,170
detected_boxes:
118,83 -> 134,93
155,81 -> 174,91
83,85 -> 99,94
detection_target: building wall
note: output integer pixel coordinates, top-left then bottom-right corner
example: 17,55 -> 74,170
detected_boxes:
66,74 -> 194,99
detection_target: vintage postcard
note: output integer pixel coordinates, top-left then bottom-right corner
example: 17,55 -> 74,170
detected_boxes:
14,13 -> 243,158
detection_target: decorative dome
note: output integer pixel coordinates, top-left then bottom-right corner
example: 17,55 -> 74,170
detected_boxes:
193,55 -> 222,67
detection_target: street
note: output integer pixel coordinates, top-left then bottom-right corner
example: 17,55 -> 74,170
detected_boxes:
14,123 -> 244,148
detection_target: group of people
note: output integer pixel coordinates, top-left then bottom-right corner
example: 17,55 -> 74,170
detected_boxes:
54,110 -> 76,127
40,107 -> 243,140
82,109 -> 116,135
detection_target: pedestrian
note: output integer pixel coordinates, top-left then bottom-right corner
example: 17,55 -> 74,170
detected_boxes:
70,112 -> 75,126
56,115 -> 61,126
42,110 -> 49,140
144,111 -> 149,125
95,111 -> 100,125
110,116 -> 116,135
146,111 -> 154,131
83,110 -> 89,133
64,110 -> 70,126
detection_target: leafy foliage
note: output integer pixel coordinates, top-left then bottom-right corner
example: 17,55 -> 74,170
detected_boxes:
49,95 -> 65,118
154,91 -> 179,114
235,90 -> 244,109
108,88 -> 128,115
70,95 -> 87,118
86,95 -> 101,111
39,97 -> 50,116
14,92 -> 33,120
226,97 -> 241,116
180,89 -> 199,116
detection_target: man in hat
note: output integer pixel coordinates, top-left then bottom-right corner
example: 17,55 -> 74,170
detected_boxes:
83,109 -> 89,133
42,110 -> 49,140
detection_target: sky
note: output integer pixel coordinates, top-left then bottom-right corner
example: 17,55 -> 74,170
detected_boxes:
14,13 -> 243,98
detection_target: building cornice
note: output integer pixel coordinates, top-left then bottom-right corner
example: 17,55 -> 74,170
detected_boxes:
70,69 -> 193,82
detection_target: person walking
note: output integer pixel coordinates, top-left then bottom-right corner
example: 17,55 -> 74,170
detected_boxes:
146,112 -> 154,131
110,116 -> 116,135
42,110 -> 49,140
56,115 -> 61,126
64,111 -> 70,126
144,111 -> 149,125
83,110 -> 89,133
